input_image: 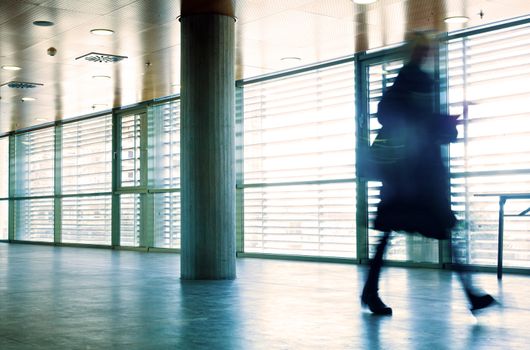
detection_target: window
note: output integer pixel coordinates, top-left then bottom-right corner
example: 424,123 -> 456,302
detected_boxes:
62,196 -> 111,245
120,113 -> 143,188
0,200 -> 7,240
14,128 -> 54,197
153,192 -> 180,248
240,62 -> 357,258
13,128 -> 55,242
148,101 -> 180,189
14,198 -> 54,242
60,116 -> 113,245
448,23 -> 530,267
0,137 -> 8,240
149,101 -> 181,249
0,137 -> 8,198
62,116 -> 112,194
120,193 -> 141,247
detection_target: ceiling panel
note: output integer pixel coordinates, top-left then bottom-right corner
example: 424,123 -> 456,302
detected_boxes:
39,0 -> 138,16
0,0 -> 39,26
0,5 -> 98,39
110,0 -> 182,25
0,0 -> 529,133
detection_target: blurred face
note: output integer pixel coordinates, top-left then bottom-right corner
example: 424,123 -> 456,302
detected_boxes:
411,44 -> 431,64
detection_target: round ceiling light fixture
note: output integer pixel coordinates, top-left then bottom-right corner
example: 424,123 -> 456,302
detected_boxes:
2,65 -> 21,71
33,20 -> 54,27
353,0 -> 377,4
92,75 -> 111,80
280,57 -> 302,62
21,97 -> 36,101
444,16 -> 469,24
90,29 -> 115,36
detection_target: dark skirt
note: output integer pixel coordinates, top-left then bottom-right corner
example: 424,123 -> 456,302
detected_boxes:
373,154 -> 456,240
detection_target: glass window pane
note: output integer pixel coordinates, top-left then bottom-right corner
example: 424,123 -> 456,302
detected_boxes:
448,24 -> 530,268
0,137 -> 8,198
14,198 -> 54,242
62,196 -> 111,245
121,114 -> 142,188
148,101 -> 180,189
244,183 -> 356,258
62,116 -> 112,194
241,62 -> 357,259
14,128 -> 55,197
243,63 -> 355,184
153,192 -> 180,248
121,194 -> 141,247
0,200 -> 7,239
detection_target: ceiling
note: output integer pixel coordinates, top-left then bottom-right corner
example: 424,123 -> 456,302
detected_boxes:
0,0 -> 529,133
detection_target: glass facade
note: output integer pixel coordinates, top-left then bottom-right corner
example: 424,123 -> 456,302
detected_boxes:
0,18 -> 528,273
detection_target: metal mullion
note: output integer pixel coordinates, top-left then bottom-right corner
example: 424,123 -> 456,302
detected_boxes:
139,111 -> 152,248
446,16 -> 530,42
8,135 -> 15,240
438,36 -> 453,266
238,178 -> 356,189
236,85 -> 245,253
140,192 -> 153,248
54,125 -> 62,243
112,111 -> 120,247
147,188 -> 180,194
237,55 -> 355,86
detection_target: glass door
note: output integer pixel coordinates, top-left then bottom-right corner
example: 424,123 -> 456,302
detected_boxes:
358,51 -> 440,264
117,110 -> 147,247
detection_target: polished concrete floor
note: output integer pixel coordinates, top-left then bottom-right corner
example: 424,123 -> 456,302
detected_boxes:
0,243 -> 529,349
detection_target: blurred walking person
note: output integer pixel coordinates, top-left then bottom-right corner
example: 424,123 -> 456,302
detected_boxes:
361,32 -> 496,315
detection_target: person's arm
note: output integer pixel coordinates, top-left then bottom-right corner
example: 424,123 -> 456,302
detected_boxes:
432,114 -> 460,143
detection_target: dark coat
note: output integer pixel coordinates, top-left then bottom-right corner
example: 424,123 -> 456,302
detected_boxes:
372,63 -> 458,240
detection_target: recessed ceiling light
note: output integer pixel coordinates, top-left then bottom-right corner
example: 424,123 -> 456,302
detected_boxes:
90,29 -> 114,36
2,65 -> 21,71
92,75 -> 111,80
280,57 -> 302,62
21,97 -> 36,102
33,20 -> 54,27
353,0 -> 377,4
444,16 -> 469,24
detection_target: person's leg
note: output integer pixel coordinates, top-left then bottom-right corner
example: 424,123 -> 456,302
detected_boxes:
361,231 -> 392,315
450,237 -> 496,312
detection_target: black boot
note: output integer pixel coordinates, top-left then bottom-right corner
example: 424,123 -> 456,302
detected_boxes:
361,231 -> 392,315
361,289 -> 392,315
467,292 -> 496,313
451,240 -> 497,314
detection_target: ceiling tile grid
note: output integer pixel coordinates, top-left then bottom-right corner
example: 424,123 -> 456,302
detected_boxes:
0,0 -> 529,132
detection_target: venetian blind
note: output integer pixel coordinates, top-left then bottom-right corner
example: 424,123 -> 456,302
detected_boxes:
149,100 -> 181,249
241,62 -> 357,258
62,115 -> 112,194
448,23 -> 530,268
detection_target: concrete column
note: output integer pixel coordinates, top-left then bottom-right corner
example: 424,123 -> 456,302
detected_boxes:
180,12 -> 236,280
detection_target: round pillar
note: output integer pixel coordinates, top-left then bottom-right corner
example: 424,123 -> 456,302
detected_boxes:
180,13 -> 236,280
